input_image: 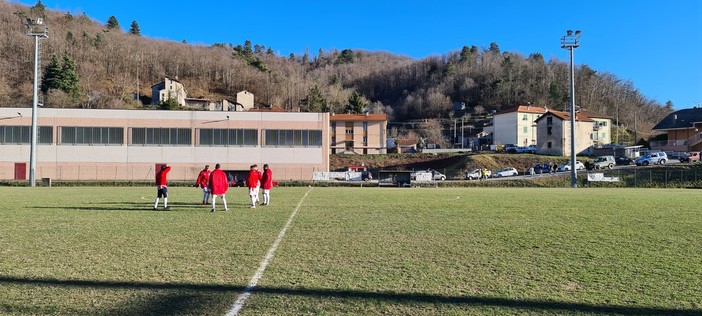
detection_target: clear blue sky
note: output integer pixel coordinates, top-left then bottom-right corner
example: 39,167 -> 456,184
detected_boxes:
13,0 -> 702,109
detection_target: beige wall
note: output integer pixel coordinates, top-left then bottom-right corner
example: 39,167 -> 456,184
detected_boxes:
536,116 -> 598,156
493,111 -> 542,146
236,91 -> 254,111
0,108 -> 329,181
330,119 -> 386,154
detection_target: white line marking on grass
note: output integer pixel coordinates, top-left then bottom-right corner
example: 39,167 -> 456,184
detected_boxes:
226,187 -> 313,316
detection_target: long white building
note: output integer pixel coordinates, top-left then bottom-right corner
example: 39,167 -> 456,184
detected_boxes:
0,108 -> 329,182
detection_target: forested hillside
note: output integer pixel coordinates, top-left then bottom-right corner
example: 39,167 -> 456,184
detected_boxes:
0,1 -> 671,139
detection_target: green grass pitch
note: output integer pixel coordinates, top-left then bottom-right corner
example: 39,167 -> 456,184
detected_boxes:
1,186 -> 701,315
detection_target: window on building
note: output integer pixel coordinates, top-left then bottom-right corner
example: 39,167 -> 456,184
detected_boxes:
363,122 -> 368,131
0,125 -> 53,144
131,128 -> 191,146
523,126 -> 528,134
547,127 -> 552,135
263,129 -> 322,147
547,116 -> 553,124
522,114 -> 528,121
547,142 -> 552,148
60,127 -> 123,145
363,136 -> 368,145
198,128 -> 258,146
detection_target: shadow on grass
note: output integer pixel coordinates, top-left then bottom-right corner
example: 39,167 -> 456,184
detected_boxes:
35,201 -> 214,212
1,275 -> 699,315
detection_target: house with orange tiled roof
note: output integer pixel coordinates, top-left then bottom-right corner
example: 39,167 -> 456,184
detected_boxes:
330,113 -> 387,154
535,110 -> 601,156
492,105 -> 548,146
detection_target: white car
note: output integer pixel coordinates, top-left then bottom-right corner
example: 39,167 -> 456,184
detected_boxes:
493,167 -> 518,178
464,168 -> 491,180
557,161 -> 585,172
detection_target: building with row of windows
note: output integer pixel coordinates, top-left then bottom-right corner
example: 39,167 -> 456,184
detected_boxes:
330,113 -> 387,154
0,108 -> 329,182
492,105 -> 612,155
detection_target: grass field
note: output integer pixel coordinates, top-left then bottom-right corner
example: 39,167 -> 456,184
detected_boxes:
1,186 -> 701,315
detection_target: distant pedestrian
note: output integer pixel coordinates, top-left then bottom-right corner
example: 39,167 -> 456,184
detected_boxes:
261,164 -> 273,206
481,168 -> 488,180
247,164 -> 262,208
195,165 -> 211,205
208,163 -> 229,212
154,164 -> 171,210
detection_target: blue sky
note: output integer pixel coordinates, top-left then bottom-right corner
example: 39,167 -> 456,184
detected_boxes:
13,0 -> 702,109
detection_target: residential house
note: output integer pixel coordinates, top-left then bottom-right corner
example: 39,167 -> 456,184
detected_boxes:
151,77 -> 187,106
535,110 -> 596,156
330,113 -> 387,154
651,107 -> 702,152
580,110 -> 613,146
236,90 -> 255,111
395,138 -> 418,153
493,105 -> 548,146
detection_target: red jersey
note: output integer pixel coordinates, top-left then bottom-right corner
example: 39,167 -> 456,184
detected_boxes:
195,169 -> 211,188
155,166 -> 171,187
247,169 -> 262,189
208,169 -> 229,195
261,168 -> 273,190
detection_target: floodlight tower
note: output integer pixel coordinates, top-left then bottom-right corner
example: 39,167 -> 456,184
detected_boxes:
27,17 -> 48,187
561,30 -> 581,188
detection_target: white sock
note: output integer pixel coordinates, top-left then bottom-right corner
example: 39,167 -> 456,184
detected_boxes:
154,198 -> 159,208
164,197 -> 168,208
222,196 -> 228,210
211,195 -> 217,209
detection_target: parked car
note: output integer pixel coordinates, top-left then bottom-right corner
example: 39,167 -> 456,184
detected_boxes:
679,152 -> 700,163
464,168 -> 491,180
635,151 -> 668,166
615,156 -> 634,165
557,161 -> 585,172
493,167 -> 519,177
514,146 -> 537,154
589,155 -> 616,170
504,144 -> 517,153
411,169 -> 446,181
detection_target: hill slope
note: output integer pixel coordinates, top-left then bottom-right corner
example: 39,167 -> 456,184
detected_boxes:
0,1 -> 668,136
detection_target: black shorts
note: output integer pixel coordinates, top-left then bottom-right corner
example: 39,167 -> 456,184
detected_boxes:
157,186 -> 168,198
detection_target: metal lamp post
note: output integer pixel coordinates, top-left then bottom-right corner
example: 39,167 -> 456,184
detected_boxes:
561,30 -> 581,188
27,18 -> 48,187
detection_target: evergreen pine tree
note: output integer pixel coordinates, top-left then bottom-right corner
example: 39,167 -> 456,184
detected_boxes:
60,52 -> 80,98
300,86 -> 327,112
41,54 -> 62,93
129,21 -> 141,36
346,91 -> 367,114
106,16 -> 119,30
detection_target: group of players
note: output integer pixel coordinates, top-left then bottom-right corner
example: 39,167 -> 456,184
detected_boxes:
153,163 -> 273,212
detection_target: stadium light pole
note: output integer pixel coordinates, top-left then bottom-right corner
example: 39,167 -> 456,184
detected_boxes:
27,18 -> 48,187
561,30 -> 581,188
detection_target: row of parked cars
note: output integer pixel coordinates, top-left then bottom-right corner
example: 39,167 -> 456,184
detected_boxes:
416,151 -> 701,182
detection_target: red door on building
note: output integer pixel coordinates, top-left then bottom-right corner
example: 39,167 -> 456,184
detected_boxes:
14,163 -> 26,180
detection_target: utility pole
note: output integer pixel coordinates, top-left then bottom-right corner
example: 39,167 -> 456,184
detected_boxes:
461,116 -> 465,149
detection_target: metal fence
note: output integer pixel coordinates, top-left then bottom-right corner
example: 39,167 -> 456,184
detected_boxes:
363,166 -> 702,188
